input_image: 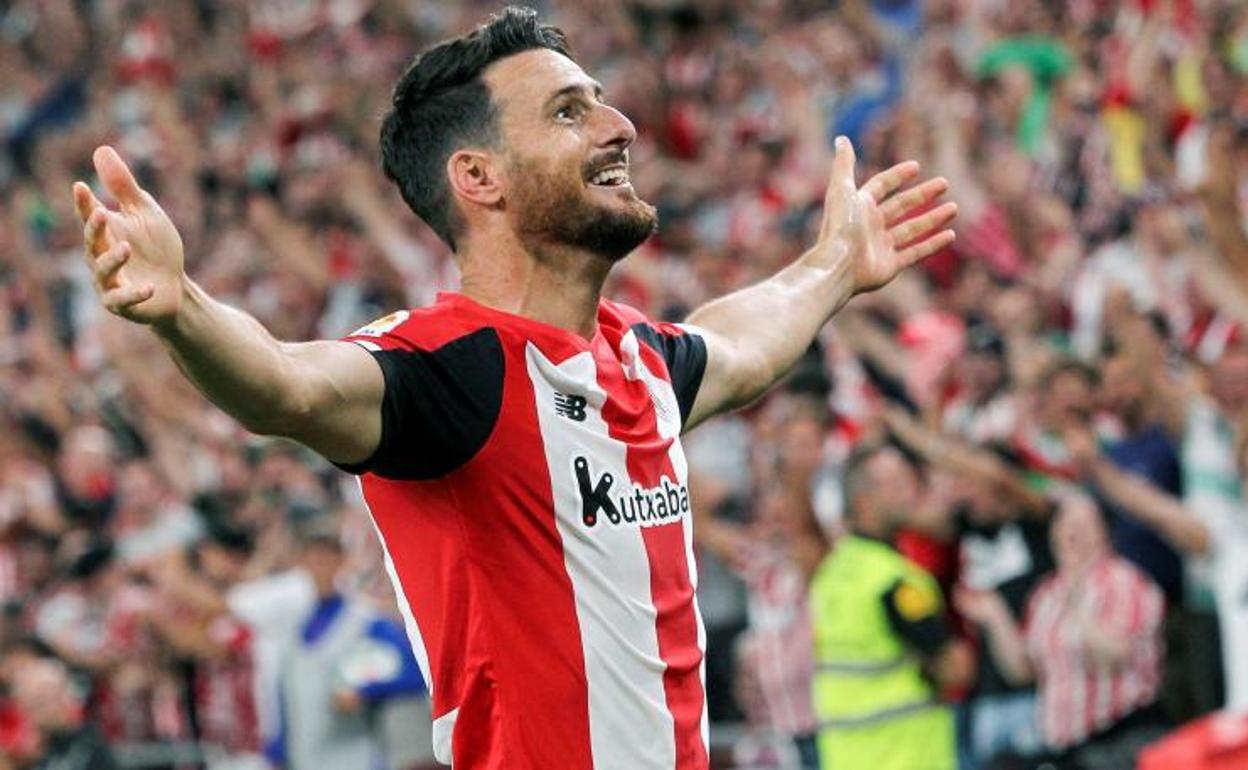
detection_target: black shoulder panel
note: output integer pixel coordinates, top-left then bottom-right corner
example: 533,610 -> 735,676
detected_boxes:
337,327 -> 505,480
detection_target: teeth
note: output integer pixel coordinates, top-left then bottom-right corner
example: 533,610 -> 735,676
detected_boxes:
590,167 -> 628,186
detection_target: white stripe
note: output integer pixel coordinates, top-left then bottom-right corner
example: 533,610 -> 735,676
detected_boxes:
432,709 -> 458,767
353,479 -> 447,763
526,342 -> 676,769
628,329 -> 710,751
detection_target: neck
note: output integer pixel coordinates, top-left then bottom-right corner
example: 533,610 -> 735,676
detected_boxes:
458,230 -> 611,340
850,516 -> 893,543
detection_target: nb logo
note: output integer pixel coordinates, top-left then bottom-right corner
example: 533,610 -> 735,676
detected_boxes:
554,392 -> 588,422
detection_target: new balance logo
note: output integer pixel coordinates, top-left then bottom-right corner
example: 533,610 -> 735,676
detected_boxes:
554,392 -> 588,421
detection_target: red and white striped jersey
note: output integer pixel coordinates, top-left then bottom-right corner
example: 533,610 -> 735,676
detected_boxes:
340,292 -> 710,770
1024,555 -> 1164,750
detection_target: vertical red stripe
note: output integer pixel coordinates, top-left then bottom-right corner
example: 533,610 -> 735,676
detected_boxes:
595,332 -> 708,770
641,523 -> 709,768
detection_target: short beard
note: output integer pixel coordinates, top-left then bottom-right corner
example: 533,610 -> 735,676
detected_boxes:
509,155 -> 658,262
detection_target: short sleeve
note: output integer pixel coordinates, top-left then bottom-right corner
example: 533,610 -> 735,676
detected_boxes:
337,317 -> 505,481
630,321 -> 708,427
881,576 -> 952,658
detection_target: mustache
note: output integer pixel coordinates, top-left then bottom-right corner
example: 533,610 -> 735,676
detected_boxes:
583,151 -> 629,176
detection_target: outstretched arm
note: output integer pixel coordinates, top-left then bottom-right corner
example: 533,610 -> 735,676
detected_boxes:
1066,427 -> 1210,556
683,138 -> 956,429
72,146 -> 383,465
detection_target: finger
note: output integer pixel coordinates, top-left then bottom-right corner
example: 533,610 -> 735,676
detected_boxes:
896,229 -> 956,268
93,241 -> 131,290
72,181 -> 104,224
102,282 -> 155,315
861,160 -> 920,205
93,146 -> 144,210
879,177 -> 948,226
889,201 -> 958,247
82,207 -> 112,258
821,137 -> 858,238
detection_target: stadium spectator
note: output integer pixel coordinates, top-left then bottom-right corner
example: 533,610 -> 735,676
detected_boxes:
142,523 -> 265,770
882,406 -> 1053,767
267,524 -> 430,770
957,492 -> 1169,769
7,654 -> 117,770
810,443 -> 974,770
694,414 -> 829,768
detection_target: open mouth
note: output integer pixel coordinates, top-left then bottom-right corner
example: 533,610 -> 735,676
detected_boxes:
587,164 -> 631,188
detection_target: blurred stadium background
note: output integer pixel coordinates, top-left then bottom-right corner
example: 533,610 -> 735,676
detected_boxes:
2,0 -> 1248,768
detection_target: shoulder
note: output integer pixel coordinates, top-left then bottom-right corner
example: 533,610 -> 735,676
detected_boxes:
1100,556 -> 1162,598
344,300 -> 490,353
887,569 -> 944,620
600,299 -> 705,345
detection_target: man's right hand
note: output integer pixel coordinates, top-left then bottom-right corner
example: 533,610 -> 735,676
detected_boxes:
72,146 -> 186,328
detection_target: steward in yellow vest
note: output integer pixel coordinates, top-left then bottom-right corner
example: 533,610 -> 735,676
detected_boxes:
810,444 -> 974,770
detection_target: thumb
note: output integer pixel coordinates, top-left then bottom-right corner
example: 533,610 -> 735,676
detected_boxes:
821,136 -> 858,239
93,146 -> 144,210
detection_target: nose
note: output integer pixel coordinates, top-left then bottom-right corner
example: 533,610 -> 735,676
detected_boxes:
595,103 -> 636,152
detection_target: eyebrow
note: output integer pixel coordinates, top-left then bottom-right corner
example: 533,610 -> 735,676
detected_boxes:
544,81 -> 604,109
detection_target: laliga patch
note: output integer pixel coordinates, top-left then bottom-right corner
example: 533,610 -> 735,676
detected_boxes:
894,580 -> 939,622
352,310 -> 409,338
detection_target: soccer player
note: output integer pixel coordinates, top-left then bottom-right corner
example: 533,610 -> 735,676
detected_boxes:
71,7 -> 956,769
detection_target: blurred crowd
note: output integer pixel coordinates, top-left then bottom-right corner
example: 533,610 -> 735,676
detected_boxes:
2,0 -> 1248,769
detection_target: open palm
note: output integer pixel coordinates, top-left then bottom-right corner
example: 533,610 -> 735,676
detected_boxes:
809,137 -> 957,294
71,146 -> 186,326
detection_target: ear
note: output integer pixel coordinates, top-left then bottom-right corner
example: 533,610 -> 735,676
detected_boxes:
447,149 -> 503,209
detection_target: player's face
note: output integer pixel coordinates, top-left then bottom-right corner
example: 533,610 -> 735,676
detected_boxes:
485,49 -> 657,261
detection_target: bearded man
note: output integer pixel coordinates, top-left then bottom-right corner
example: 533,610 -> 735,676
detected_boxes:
71,7 -> 956,769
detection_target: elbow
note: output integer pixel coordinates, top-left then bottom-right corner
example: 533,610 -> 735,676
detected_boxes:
1185,526 -> 1212,557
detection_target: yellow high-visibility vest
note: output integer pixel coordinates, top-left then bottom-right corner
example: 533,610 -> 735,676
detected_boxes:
809,534 -> 956,770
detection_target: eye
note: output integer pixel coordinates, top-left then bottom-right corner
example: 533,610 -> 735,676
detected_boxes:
554,101 -> 584,123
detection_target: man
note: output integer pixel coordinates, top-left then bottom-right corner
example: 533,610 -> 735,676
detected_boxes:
809,444 -> 974,770
70,7 -> 955,768
1097,350 -> 1185,601
883,406 -> 1054,767
8,656 -> 118,770
269,524 -> 429,770
140,523 -> 264,770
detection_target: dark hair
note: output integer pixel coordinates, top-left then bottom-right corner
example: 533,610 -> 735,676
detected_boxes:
379,6 -> 572,250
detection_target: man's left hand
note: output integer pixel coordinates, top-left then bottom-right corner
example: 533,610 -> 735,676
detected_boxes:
809,137 -> 957,294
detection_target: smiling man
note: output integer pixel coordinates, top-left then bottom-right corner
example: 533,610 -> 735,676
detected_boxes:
71,6 -> 955,769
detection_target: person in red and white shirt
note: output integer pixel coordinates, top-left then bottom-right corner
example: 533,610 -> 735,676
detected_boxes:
69,7 -> 956,767
141,524 -> 263,770
958,492 -> 1167,765
694,475 -> 827,769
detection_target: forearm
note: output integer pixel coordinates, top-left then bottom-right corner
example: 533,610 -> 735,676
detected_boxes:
152,279 -> 318,437
978,612 -> 1033,686
1088,458 -> 1209,555
686,251 -> 854,408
